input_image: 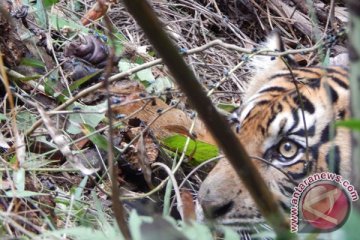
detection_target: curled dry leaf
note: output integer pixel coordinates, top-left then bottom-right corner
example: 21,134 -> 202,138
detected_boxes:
64,34 -> 109,68
110,80 -> 215,145
81,0 -> 109,26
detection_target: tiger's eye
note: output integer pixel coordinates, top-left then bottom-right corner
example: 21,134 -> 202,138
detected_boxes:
278,140 -> 298,159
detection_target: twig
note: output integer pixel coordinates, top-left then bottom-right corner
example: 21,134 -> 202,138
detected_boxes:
122,1 -> 296,239
0,53 -> 23,168
24,38 -> 321,137
120,118 -> 196,201
102,14 -> 131,239
170,155 -> 223,211
152,162 -> 184,220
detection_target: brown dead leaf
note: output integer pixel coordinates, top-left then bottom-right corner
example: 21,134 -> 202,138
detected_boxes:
180,189 -> 196,223
81,0 -> 109,26
111,80 -> 215,144
137,133 -> 154,188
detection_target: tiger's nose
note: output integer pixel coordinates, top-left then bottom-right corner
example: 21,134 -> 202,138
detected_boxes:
200,199 -> 234,219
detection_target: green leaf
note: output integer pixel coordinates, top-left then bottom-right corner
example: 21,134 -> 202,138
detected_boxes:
136,68 -> 155,84
118,59 -> 137,73
80,123 -> 121,155
57,70 -> 103,103
14,75 -> 42,82
0,113 -> 7,121
118,59 -> 155,85
49,14 -> 88,32
91,191 -> 110,228
162,134 -> 219,164
34,0 -> 48,28
128,210 -> 153,240
222,226 -> 241,240
129,211 -> 187,240
16,111 -> 37,131
20,57 -> 45,69
251,231 -> 276,239
217,102 -> 237,113
322,48 -> 331,67
66,102 -> 107,134
74,176 -> 88,201
39,226 -> 123,240
44,70 -> 59,97
341,209 -> 360,238
111,33 -> 126,55
180,221 -> 213,240
146,77 -> 173,94
336,119 -> 360,131
43,0 -> 59,8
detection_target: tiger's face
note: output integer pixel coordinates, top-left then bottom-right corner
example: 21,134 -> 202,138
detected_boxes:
197,37 -> 351,234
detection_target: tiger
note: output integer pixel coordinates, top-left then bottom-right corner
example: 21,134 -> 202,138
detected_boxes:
197,33 -> 353,237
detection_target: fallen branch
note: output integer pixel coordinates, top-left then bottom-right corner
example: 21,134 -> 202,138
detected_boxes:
122,0 -> 296,239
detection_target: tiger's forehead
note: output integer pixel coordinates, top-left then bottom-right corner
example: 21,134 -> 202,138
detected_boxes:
238,78 -> 294,124
238,66 -> 349,125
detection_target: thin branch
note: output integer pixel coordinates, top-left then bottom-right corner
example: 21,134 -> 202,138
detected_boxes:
170,155 -> 223,211
24,39 -> 321,137
152,162 -> 184,220
122,1 -> 296,239
103,14 -> 131,239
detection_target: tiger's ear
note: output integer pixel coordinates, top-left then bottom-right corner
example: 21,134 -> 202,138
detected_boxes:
265,30 -> 285,52
243,31 -> 289,101
250,30 -> 286,74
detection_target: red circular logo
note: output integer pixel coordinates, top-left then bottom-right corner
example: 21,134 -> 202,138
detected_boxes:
300,181 -> 350,231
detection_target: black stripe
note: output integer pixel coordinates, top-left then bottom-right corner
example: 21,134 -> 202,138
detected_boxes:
287,162 -> 308,180
310,146 -> 319,162
307,78 -> 321,89
279,200 -> 290,212
266,114 -> 277,129
269,73 -> 293,80
296,68 -> 322,76
278,119 -> 287,135
338,109 -> 346,119
259,86 -> 287,93
330,76 -> 349,89
326,67 -> 349,78
241,100 -> 270,122
256,100 -> 271,106
320,124 -> 331,143
328,86 -> 339,103
258,125 -> 266,136
280,183 -> 295,195
293,94 -> 315,114
291,125 -> 316,137
326,145 -> 340,174
287,171 -> 307,180
288,109 -> 300,133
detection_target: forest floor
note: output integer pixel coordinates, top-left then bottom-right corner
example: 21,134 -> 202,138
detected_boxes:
0,0 -> 350,239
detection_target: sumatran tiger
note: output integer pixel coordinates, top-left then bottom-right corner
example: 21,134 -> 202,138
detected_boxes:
197,33 -> 353,237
